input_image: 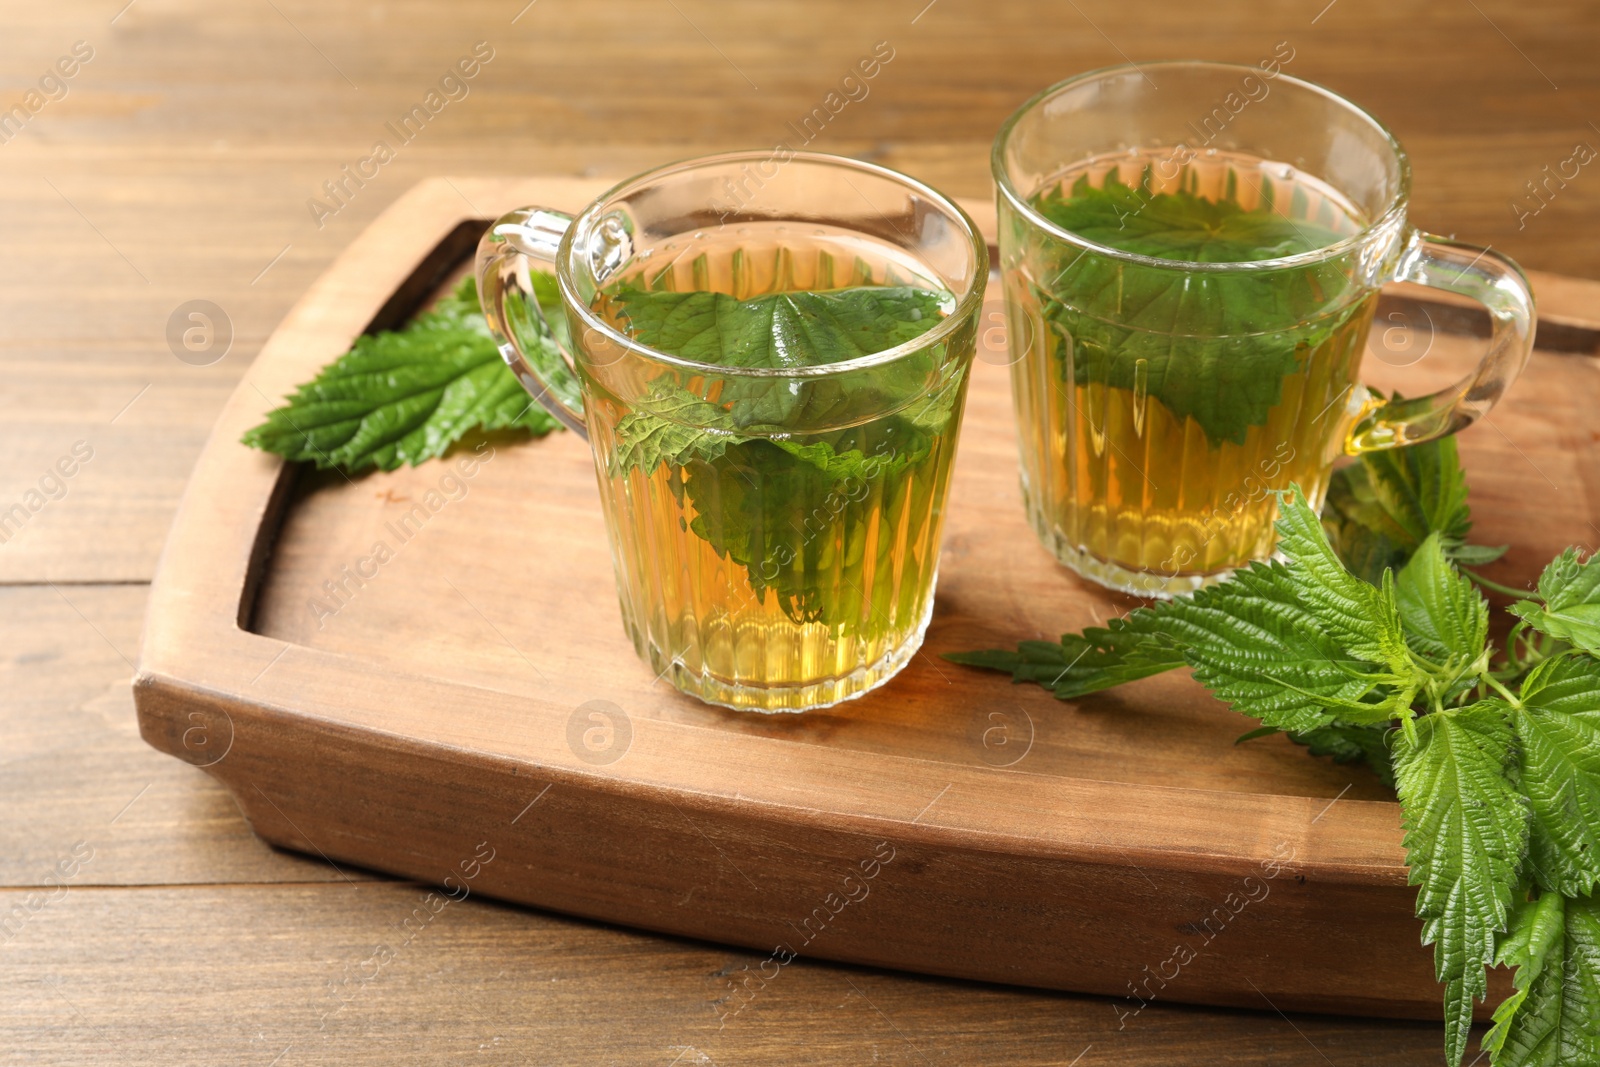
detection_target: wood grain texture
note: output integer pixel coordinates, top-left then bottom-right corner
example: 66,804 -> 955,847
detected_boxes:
4,562 -> 1460,1064
133,176 -> 1600,1023
9,1 -> 1600,1060
0,883 -> 1455,1067
0,584 -> 371,888
2,0 -> 1599,582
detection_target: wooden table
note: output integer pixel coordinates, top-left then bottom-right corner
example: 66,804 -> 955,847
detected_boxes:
3,1 -> 1595,1062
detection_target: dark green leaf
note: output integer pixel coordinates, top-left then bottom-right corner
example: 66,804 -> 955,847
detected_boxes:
1030,174 -> 1360,446
602,283 -> 957,629
608,284 -> 949,370
944,609 -> 1187,699
608,389 -> 741,475
1393,701 -> 1529,1066
1285,721 -> 1397,788
1512,656 -> 1600,898
1033,173 -> 1346,262
1455,543 -> 1512,567
1320,433 -> 1503,585
669,424 -> 953,626
1321,455 -> 1414,585
241,277 -> 561,472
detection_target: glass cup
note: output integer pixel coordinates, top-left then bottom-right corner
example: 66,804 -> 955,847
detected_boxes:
993,61 -> 1535,597
476,152 -> 986,712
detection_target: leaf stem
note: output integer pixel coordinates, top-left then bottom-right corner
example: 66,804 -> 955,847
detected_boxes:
1483,673 -> 1524,708
1464,568 -> 1531,600
1504,620 -> 1530,673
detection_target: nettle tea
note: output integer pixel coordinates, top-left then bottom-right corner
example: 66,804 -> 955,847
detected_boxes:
1003,147 -> 1378,591
479,153 -> 984,712
584,224 -> 969,711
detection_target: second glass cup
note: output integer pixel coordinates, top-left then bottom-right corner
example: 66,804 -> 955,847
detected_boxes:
993,61 -> 1535,596
478,152 -> 986,713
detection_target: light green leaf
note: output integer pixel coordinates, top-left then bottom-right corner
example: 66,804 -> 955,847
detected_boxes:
1512,656 -> 1600,898
242,277 -> 561,472
1275,486 -> 1410,672
1511,549 -> 1600,656
1161,559 -> 1399,731
1498,891 -> 1569,979
949,552 -> 1403,732
1396,532 -> 1490,672
1486,890 -> 1566,1061
1393,701 -> 1529,1066
950,487 -> 1416,732
1364,433 -> 1472,547
1485,891 -> 1600,1066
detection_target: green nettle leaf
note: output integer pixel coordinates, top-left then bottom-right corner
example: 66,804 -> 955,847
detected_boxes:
1392,701 -> 1529,1066
1029,174 -> 1360,447
1361,432 -> 1472,546
1322,463 -> 1416,587
600,283 -> 957,628
641,391 -> 954,627
949,491 -> 1410,733
1512,549 -> 1600,656
242,277 -> 562,472
1158,559 -> 1397,732
943,611 -> 1187,699
1321,433 -> 1505,586
1274,486 -> 1410,673
1511,657 -> 1600,898
606,283 -> 950,433
1396,532 -> 1490,674
951,441 -> 1600,1067
1033,174 -> 1347,262
607,284 -> 949,370
1486,892 -> 1568,1063
1485,892 -> 1600,1065
608,388 -> 742,476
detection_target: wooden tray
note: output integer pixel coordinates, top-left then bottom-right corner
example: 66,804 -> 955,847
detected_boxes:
135,177 -> 1600,1022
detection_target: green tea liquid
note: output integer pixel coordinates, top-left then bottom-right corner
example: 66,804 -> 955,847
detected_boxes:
1005,148 -> 1378,594
586,225 -> 967,712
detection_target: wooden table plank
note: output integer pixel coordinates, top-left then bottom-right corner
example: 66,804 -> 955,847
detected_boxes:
0,579 -> 1456,1061
0,585 -> 367,886
3,0 -> 1596,1060
0,882 -> 1454,1066
0,0 -> 1598,582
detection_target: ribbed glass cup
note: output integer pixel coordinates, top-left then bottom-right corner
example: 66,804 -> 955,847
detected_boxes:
479,152 -> 986,712
992,62 -> 1535,597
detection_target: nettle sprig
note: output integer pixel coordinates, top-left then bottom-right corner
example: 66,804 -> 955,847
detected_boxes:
951,440 -> 1600,1067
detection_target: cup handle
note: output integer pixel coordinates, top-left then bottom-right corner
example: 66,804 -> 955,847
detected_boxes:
1345,231 -> 1536,454
475,206 -> 589,440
